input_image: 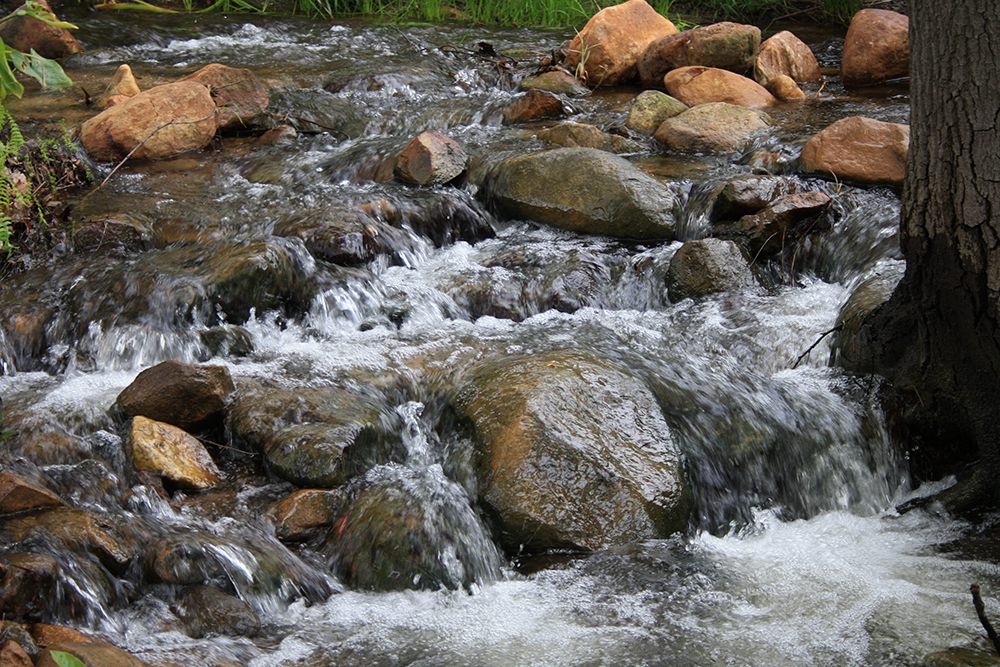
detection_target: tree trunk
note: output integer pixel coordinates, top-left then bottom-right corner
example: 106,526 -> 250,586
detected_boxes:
865,1 -> 1000,504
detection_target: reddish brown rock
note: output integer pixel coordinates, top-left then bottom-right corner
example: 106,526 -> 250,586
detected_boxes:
0,640 -> 32,667
721,191 -> 833,256
0,472 -> 63,515
115,360 -> 235,432
766,74 -> 806,101
664,66 -> 775,109
564,0 -> 678,87
270,488 -> 348,541
800,116 -> 909,185
841,9 -> 909,86
638,22 -> 760,86
36,642 -> 151,667
754,30 -> 821,85
30,624 -> 95,649
394,131 -> 468,185
501,90 -> 568,124
1,509 -> 139,571
0,553 -> 60,620
80,81 -> 218,162
180,63 -> 270,131
0,0 -> 81,59
257,124 -> 297,146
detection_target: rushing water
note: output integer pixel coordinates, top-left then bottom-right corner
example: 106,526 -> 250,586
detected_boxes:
1,13 -> 999,667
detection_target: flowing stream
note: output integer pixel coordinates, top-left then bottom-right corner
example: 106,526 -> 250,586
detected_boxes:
2,13 -> 999,666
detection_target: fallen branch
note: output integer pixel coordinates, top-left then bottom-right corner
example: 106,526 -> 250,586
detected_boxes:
792,324 -> 842,369
971,584 -> 1000,655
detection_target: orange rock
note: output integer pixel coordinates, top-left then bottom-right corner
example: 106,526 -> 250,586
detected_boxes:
0,640 -> 32,667
766,74 -> 806,101
0,0 -> 81,59
565,0 -> 677,87
638,21 -> 760,87
800,116 -> 909,185
180,63 -> 270,131
36,642 -> 151,667
80,81 -> 218,162
501,90 -> 568,124
104,94 -> 130,109
269,488 -> 347,541
394,131 -> 468,185
754,30 -> 821,85
842,9 -> 909,87
30,624 -> 96,648
664,66 -> 775,109
105,64 -> 140,99
0,471 -> 63,514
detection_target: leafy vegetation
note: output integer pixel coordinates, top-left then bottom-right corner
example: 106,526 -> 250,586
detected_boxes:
0,1 -> 76,100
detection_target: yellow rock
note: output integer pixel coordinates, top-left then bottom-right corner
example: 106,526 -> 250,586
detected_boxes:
105,64 -> 141,99
130,416 -> 221,490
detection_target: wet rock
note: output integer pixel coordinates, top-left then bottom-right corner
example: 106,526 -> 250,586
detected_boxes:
269,488 -> 348,542
831,262 -> 905,374
754,30 -> 821,85
625,90 -> 688,136
536,121 -> 642,153
130,416 -> 221,490
718,191 -> 832,257
80,81 -> 218,162
102,65 -> 141,108
923,646 -> 1000,667
0,623 -> 37,658
0,640 -> 31,667
638,22 -> 760,87
501,90 -> 569,124
198,325 -> 254,358
710,175 -> 798,221
455,350 -> 689,552
564,0 -> 678,87
654,102 -> 771,153
0,0 -> 81,59
1,508 -> 139,572
257,124 -> 297,146
174,585 -> 260,638
149,536 -> 225,585
0,471 -> 64,515
29,624 -> 95,649
800,116 -> 909,185
70,213 -> 153,254
842,9 -> 909,87
36,642 -> 151,667
274,210 -> 379,266
180,63 -> 270,131
393,195 -> 495,248
667,238 -> 757,301
394,131 -> 468,186
766,74 -> 806,101
519,70 -> 589,97
0,553 -> 59,620
482,147 -> 678,240
115,360 -> 234,433
665,66 -> 775,109
229,382 -> 394,487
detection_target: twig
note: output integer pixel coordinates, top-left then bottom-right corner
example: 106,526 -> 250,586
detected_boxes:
792,324 -> 843,369
971,584 -> 1000,656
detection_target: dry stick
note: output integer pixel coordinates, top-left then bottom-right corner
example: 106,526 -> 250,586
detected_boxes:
792,325 -> 842,369
971,584 -> 1000,655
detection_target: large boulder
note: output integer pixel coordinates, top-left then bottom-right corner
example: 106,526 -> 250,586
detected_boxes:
481,147 -> 678,240
129,416 -> 222,490
665,66 -> 775,109
800,116 -> 909,185
564,0 -> 678,87
754,30 -> 821,85
638,22 -> 760,87
841,9 -> 909,87
666,238 -> 757,301
831,262 -> 905,374
0,472 -> 64,515
454,350 -> 689,552
625,90 -> 688,136
115,361 -> 234,433
180,63 -> 270,131
394,131 -> 468,185
80,81 -> 218,162
535,121 -> 642,153
0,0 -> 81,59
654,102 -> 770,153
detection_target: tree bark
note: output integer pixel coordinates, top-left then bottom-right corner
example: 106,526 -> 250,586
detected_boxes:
865,1 -> 1000,503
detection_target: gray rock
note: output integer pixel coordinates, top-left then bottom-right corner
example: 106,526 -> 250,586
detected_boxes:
626,90 -> 688,136
655,102 -> 771,153
666,238 -> 758,301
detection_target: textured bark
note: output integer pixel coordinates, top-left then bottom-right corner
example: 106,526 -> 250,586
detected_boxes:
866,2 -> 1000,499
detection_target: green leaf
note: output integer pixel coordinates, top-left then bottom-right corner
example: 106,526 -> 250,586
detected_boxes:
20,1 -> 79,29
0,40 -> 25,100
8,48 -> 73,91
50,651 -> 88,667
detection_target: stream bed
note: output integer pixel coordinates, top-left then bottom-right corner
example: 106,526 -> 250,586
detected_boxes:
2,12 -> 999,666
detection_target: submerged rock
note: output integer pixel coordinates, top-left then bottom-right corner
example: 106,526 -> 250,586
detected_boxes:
665,66 -> 775,109
269,488 -> 349,542
519,70 -> 589,97
654,102 -> 770,153
130,416 -> 222,490
115,361 -> 234,433
394,131 -> 468,185
638,22 -> 760,87
626,90 -> 688,136
482,147 -> 678,239
274,210 -> 379,266
180,63 -> 270,131
1,508 -> 139,573
502,90 -> 569,124
666,238 -> 757,301
0,472 -> 64,515
0,0 -> 81,59
174,585 -> 260,638
754,30 -> 821,85
800,116 -> 909,185
535,121 -> 642,153
0,553 -> 60,620
455,350 -> 689,552
842,9 -> 909,87
831,262 -> 905,374
564,0 -> 678,87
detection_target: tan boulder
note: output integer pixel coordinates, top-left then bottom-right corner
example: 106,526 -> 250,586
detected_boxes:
638,21 -> 760,87
766,74 -> 806,101
394,131 -> 468,185
0,0 -> 81,59
502,89 -> 568,124
800,116 -> 909,185
181,63 -> 270,131
80,81 -> 218,162
565,0 -> 678,87
130,416 -> 222,490
665,66 -> 775,109
654,102 -> 770,153
0,471 -> 63,515
105,64 -> 140,99
754,30 -> 821,85
842,9 -> 909,86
